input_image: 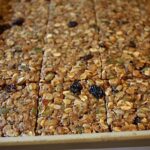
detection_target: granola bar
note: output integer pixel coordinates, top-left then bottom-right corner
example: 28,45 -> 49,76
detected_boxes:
0,83 -> 38,136
136,85 -> 150,130
94,0 -> 150,80
37,0 -> 108,135
0,46 -> 42,85
41,0 -> 101,83
0,0 -> 49,85
0,0 -> 149,137
105,78 -> 150,131
37,80 -> 108,135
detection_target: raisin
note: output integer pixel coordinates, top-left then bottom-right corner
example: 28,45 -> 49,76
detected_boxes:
70,80 -> 82,95
133,116 -> 141,125
68,21 -> 78,28
0,24 -> 11,34
5,84 -> 16,93
80,53 -> 93,61
89,85 -> 105,99
129,40 -> 136,48
12,17 -> 25,26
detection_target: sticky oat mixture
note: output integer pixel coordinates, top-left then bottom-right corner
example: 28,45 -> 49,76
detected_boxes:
0,0 -> 149,136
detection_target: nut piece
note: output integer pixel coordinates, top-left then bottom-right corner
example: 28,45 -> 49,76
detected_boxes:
17,77 -> 26,84
45,73 -> 55,82
142,67 -> 150,76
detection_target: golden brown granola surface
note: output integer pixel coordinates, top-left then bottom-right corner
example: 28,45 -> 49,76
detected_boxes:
0,0 -> 149,136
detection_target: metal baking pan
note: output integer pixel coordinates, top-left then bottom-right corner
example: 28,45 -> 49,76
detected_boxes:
0,1 -> 150,150
0,131 -> 150,150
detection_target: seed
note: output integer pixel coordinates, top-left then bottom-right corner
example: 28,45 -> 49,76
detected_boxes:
12,17 -> 25,26
18,63 -> 29,71
17,77 -> 26,84
0,108 -> 9,114
89,85 -> 105,99
70,80 -> 82,95
34,47 -> 42,53
45,73 -> 55,82
142,67 -> 150,76
68,21 -> 78,28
